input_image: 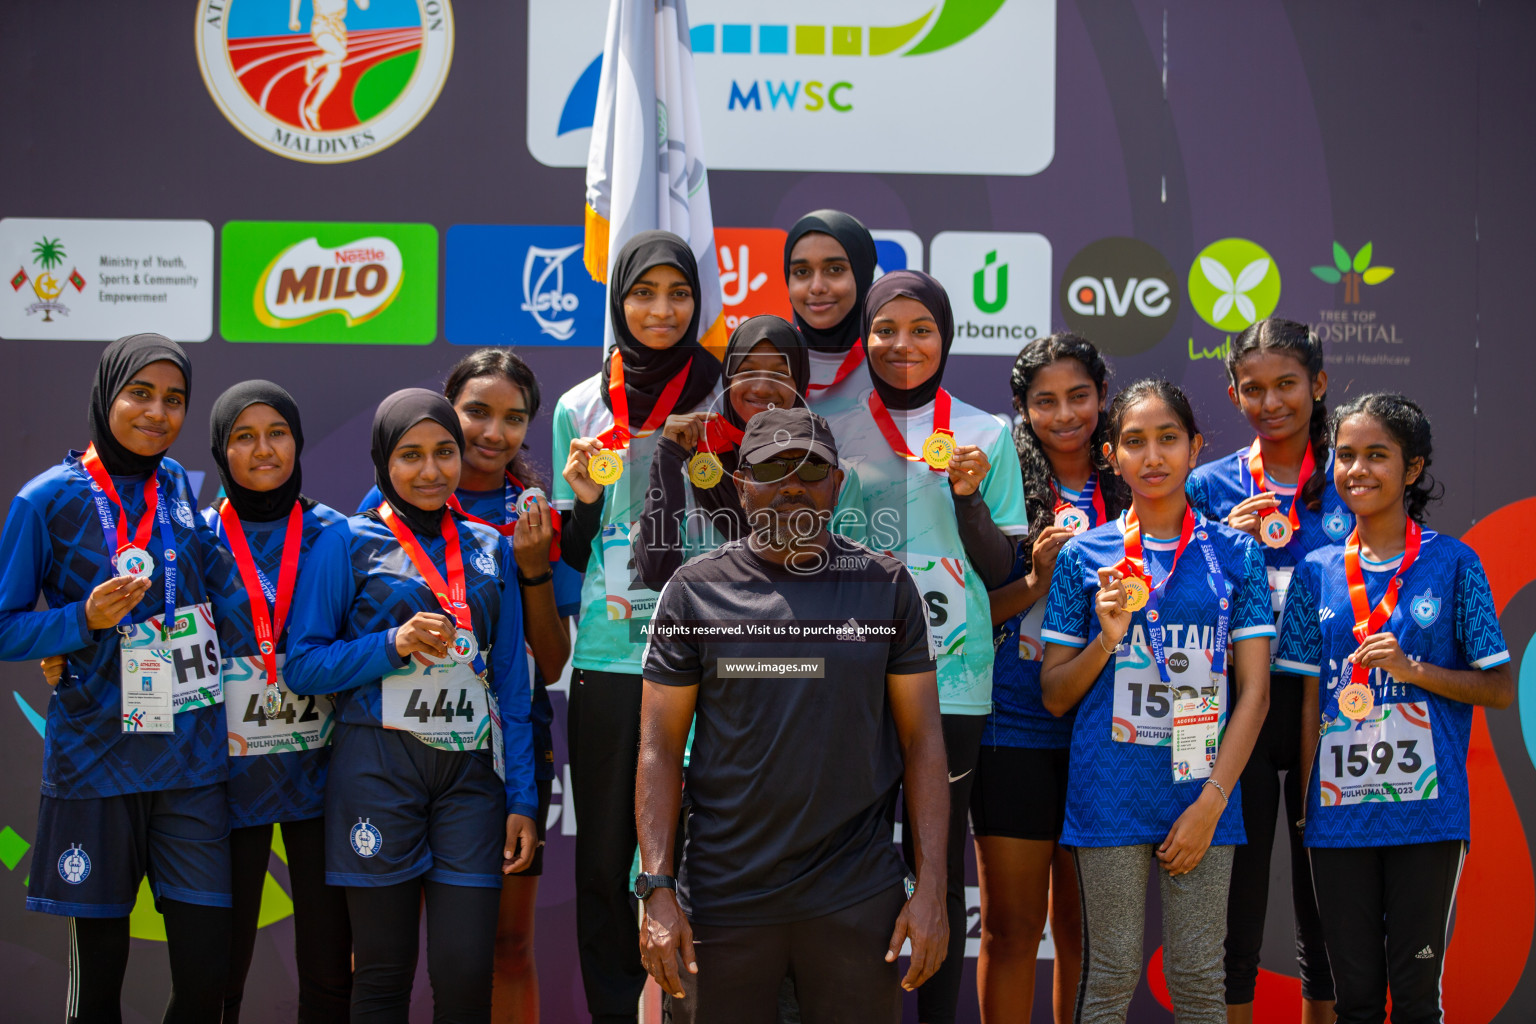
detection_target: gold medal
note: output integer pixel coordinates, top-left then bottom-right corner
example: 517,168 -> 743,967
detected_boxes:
1259,511 -> 1294,549
688,452 -> 724,489
1121,576 -> 1150,612
1338,681 -> 1375,721
921,431 -> 956,470
587,450 -> 624,486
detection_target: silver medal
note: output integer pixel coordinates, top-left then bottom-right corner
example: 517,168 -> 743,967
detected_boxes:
115,546 -> 155,580
449,627 -> 479,665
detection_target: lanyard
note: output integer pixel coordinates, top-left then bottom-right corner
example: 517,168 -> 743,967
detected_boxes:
217,500 -> 304,690
1118,506 -> 1226,684
1341,520 -> 1422,688
445,471 -> 564,561
81,444 -> 158,555
1053,472 -> 1107,526
595,351 -> 695,451
379,504 -> 486,675
806,340 -> 865,392
1244,439 -> 1315,538
869,388 -> 952,472
79,446 -> 178,638
697,418 -> 744,455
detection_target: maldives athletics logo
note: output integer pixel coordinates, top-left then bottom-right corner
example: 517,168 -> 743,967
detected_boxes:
196,0 -> 454,164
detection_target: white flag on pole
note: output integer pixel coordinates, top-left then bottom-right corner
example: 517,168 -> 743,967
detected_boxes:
584,0 -> 726,360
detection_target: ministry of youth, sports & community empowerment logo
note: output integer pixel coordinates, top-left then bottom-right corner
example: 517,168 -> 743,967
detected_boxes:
10,235 -> 86,323
196,0 -> 454,164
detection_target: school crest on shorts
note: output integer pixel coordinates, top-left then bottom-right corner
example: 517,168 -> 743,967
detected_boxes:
58,844 -> 91,885
1322,511 -> 1350,540
1410,589 -> 1442,629
350,817 -> 382,858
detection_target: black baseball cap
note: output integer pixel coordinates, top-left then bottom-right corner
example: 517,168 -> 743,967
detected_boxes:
736,407 -> 839,468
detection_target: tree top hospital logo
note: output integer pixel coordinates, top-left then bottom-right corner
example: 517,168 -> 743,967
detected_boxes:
1188,238 -> 1281,333
58,844 -> 91,885
196,0 -> 454,164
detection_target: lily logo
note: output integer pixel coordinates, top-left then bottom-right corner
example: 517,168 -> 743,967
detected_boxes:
1187,238 -> 1282,332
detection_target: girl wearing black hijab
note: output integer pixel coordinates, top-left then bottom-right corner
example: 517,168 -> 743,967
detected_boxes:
0,333 -> 232,1021
200,381 -> 352,1021
635,313 -> 832,587
825,272 -> 1031,1024
784,209 -> 879,415
285,388 -> 539,1022
550,229 -> 720,1018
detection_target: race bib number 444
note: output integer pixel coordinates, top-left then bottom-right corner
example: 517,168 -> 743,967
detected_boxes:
381,653 -> 492,752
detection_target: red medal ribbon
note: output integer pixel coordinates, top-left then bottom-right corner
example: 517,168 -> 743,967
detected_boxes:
1246,438 -> 1315,535
378,504 -> 475,637
1052,473 -> 1106,526
80,443 -> 159,554
869,388 -> 952,473
697,418 -> 745,455
445,472 -> 563,562
1343,519 -> 1422,684
218,500 -> 304,687
1117,504 -> 1197,592
594,351 -> 695,451
806,340 -> 865,392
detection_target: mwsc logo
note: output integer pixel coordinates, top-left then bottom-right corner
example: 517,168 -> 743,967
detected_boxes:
526,1 -> 1055,176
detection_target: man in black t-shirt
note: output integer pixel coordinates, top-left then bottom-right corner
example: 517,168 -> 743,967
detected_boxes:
635,407 -> 950,1023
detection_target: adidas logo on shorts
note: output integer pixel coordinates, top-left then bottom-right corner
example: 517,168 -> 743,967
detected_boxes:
1414,945 -> 1434,960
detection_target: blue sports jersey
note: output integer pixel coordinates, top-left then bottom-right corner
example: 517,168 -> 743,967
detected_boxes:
200,502 -> 345,829
1274,532 -> 1509,849
1187,447 -> 1353,624
0,453 -> 226,799
985,482 -> 1105,749
284,512 -> 537,818
1040,511 -> 1275,847
360,482 -> 578,783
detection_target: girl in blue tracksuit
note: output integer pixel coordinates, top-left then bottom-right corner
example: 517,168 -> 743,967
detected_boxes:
285,388 -> 538,1022
201,380 -> 351,1021
0,333 -> 230,1022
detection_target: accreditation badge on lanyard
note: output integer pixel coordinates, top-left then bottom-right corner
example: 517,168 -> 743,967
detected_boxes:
78,446 -> 181,734
379,505 -> 505,780
1112,507 -> 1230,780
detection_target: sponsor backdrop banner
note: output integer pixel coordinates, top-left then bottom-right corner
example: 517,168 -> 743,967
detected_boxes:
2,2 -> 1534,1022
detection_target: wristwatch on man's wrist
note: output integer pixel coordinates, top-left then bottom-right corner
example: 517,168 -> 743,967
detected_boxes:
634,873 -> 676,901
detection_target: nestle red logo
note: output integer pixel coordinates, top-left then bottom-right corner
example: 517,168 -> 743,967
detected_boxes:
334,248 -> 387,264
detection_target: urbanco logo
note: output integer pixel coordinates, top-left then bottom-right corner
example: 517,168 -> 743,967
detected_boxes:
1187,238 -> 1281,333
196,0 -> 454,164
930,231 -> 1052,356
1059,237 -> 1180,355
526,0 -> 1055,176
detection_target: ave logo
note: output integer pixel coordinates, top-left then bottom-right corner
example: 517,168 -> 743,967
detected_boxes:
1059,238 -> 1180,355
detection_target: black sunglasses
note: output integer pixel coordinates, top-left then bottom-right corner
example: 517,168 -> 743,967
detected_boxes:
746,456 -> 832,483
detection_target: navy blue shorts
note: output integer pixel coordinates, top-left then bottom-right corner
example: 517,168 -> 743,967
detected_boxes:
27,783 -> 232,918
325,723 -> 506,889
